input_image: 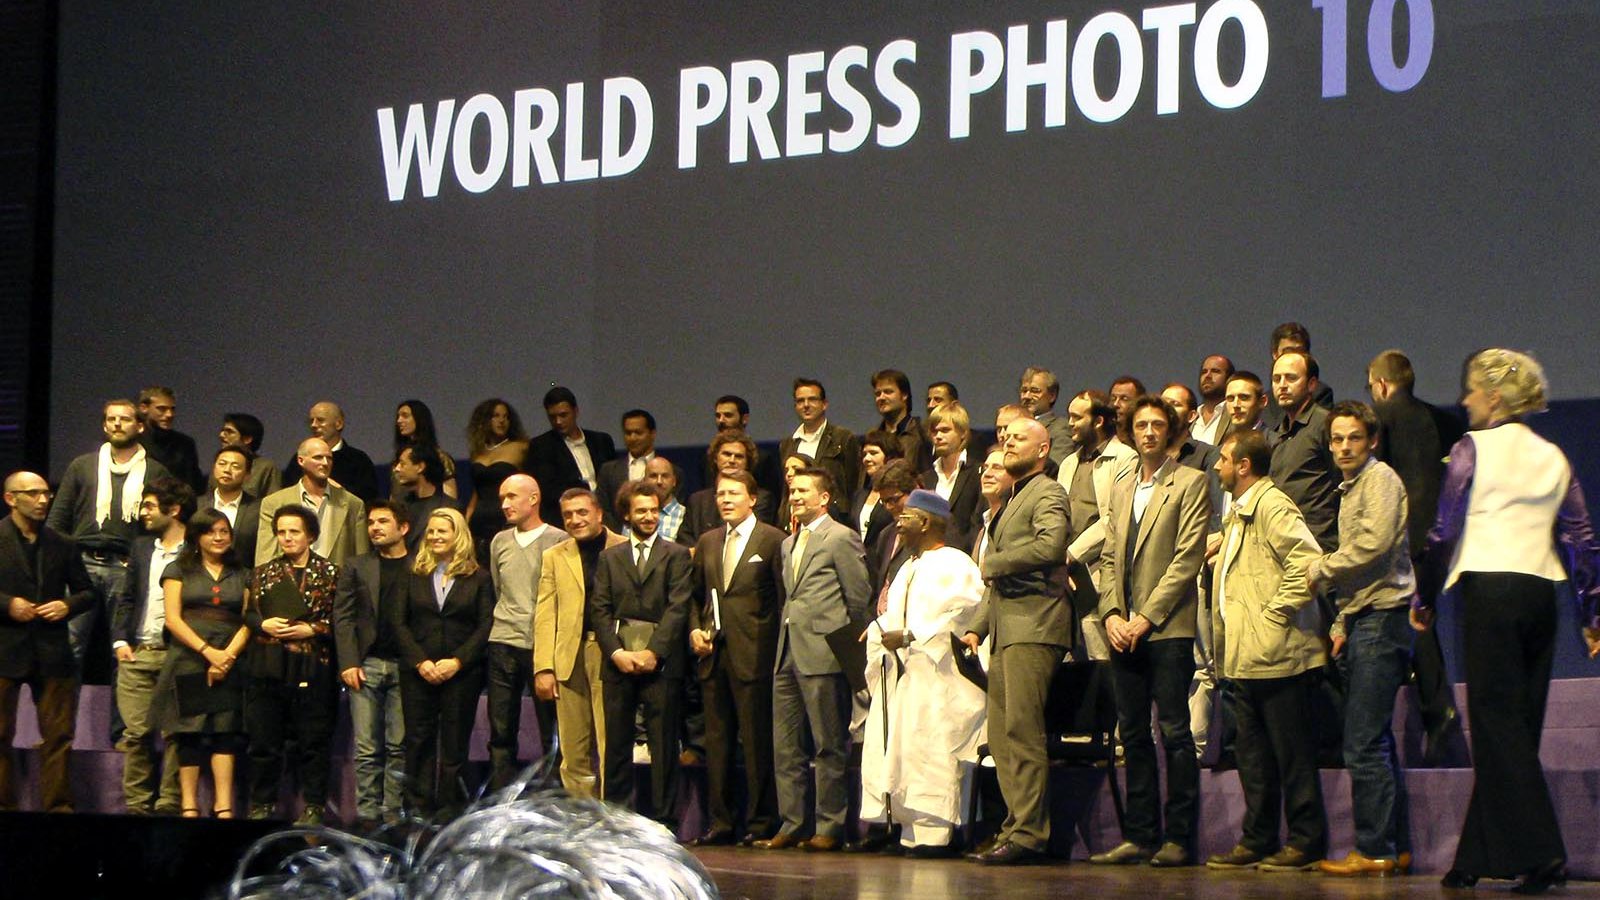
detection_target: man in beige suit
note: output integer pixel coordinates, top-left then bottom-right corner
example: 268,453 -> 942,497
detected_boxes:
1055,390 -> 1138,593
1090,396 -> 1212,868
257,438 -> 367,565
961,418 -> 1071,866
1206,430 -> 1328,873
533,488 -> 625,798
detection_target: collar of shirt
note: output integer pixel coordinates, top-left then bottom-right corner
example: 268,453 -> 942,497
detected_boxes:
1011,470 -> 1044,496
1338,456 -> 1377,493
792,419 -> 828,441
212,491 -> 240,512
564,432 -> 588,449
514,522 -> 549,548
728,513 -> 755,540
1230,478 -> 1270,518
633,532 -> 658,556
1078,438 -> 1108,464
300,486 -> 325,511
329,440 -> 345,453
799,512 -> 829,534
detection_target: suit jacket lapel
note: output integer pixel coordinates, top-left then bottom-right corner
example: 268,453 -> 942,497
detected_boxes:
0,521 -> 31,587
323,491 -> 346,551
1132,472 -> 1172,561
361,555 -> 380,615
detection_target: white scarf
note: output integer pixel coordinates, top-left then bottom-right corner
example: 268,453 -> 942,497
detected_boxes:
96,443 -> 147,526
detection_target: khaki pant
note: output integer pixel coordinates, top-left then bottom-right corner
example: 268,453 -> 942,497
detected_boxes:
554,637 -> 606,799
115,644 -> 182,813
0,674 -> 78,811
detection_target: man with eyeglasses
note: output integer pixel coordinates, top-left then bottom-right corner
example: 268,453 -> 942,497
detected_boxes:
0,471 -> 96,811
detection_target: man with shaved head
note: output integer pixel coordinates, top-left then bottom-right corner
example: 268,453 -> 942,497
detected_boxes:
962,418 -> 1071,865
486,473 -> 568,790
259,437 -> 369,565
0,471 -> 96,811
283,401 -> 379,503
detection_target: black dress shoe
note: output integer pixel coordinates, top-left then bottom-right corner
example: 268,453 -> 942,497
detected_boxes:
905,842 -> 958,859
966,836 -> 1000,859
1512,859 -> 1567,895
844,831 -> 895,853
978,841 -> 1050,866
1440,869 -> 1478,889
689,829 -> 736,847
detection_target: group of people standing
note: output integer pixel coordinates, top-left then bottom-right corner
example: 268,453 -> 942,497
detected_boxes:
0,331 -> 1596,896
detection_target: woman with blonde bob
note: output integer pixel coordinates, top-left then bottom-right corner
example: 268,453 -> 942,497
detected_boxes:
387,507 -> 497,819
1414,348 -> 1600,893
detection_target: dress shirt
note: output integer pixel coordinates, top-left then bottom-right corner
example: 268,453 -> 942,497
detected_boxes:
792,419 -> 828,459
212,490 -> 241,527
514,522 -> 550,549
566,433 -> 597,489
1191,406 -> 1226,446
431,565 -> 453,610
933,449 -> 968,500
723,514 -> 756,589
632,532 -> 658,569
117,538 -> 184,649
628,452 -> 654,482
299,483 -> 332,556
1131,466 -> 1159,526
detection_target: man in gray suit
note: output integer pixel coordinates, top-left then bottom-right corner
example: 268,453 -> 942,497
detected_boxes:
485,474 -> 568,790
257,438 -> 368,566
962,418 -> 1071,865
754,467 -> 870,852
1090,396 -> 1212,867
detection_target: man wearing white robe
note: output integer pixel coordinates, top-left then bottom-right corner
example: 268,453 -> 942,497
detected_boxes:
860,489 -> 987,855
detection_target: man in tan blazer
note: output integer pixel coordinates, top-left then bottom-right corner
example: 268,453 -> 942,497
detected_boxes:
1206,430 -> 1328,873
257,438 -> 368,565
962,418 -> 1071,866
533,488 -> 625,798
1090,396 -> 1212,867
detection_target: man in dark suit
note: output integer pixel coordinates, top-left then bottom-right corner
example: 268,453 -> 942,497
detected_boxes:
196,444 -> 262,568
961,419 -> 1072,865
777,378 -> 860,523
686,470 -> 786,846
589,480 -> 693,828
679,431 -> 777,547
870,369 -> 931,474
283,401 -> 380,503
1262,322 -> 1336,430
0,471 -> 96,812
755,467 -> 870,852
525,386 -> 618,527
597,410 -> 683,532
333,500 -> 413,828
111,476 -> 193,815
866,462 -> 917,610
1368,349 -> 1466,763
922,402 -> 982,550
1090,397 -> 1212,867
137,386 -> 205,493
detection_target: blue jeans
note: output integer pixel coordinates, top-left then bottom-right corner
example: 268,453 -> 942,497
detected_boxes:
1337,606 -> 1412,859
348,657 -> 405,820
69,556 -> 129,668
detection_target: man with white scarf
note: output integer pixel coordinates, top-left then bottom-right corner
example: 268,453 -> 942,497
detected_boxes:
860,489 -> 986,857
47,398 -> 173,667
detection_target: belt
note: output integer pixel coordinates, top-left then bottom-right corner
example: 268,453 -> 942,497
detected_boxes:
82,549 -> 128,563
136,641 -> 167,652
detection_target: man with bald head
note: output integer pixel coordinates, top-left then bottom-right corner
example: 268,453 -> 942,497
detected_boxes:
0,471 -> 96,811
259,437 -> 369,565
486,474 -> 569,790
962,418 -> 1071,865
282,401 -> 380,503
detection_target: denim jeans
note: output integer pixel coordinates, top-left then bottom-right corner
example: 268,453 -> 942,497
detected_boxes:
69,556 -> 129,668
348,656 -> 405,820
1337,606 -> 1412,859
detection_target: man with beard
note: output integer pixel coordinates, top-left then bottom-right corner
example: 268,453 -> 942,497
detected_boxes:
1191,355 -> 1235,446
137,386 -> 205,493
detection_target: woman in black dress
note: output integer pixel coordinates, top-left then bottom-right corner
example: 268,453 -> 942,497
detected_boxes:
463,398 -> 530,561
389,507 -> 495,819
245,504 -> 341,825
154,508 -> 251,818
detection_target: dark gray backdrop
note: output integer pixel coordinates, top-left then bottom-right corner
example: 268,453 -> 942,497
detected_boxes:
51,1 -> 1600,465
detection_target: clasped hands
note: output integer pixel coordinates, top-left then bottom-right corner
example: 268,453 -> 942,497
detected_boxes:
9,596 -> 70,623
1104,613 -> 1153,653
611,648 -> 659,675
260,616 -> 315,641
201,645 -> 237,685
416,658 -> 463,684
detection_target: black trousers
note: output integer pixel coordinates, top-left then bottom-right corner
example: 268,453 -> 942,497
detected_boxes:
1110,637 -> 1198,849
400,665 -> 486,818
1408,551 -> 1462,737
700,662 -> 777,838
485,641 -> 557,791
1230,670 -> 1328,856
246,674 -> 338,807
1454,573 -> 1564,877
601,668 -> 681,826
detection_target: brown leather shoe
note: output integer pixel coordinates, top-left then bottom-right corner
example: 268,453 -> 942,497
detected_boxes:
752,832 -> 802,850
1318,851 -> 1403,877
801,835 -> 842,852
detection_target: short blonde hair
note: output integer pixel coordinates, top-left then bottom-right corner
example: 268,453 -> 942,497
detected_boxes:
927,401 -> 971,440
1467,348 -> 1548,418
413,507 -> 478,578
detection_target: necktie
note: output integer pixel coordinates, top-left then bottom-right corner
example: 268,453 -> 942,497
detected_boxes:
791,527 -> 810,583
722,525 -> 739,591
635,542 -> 647,572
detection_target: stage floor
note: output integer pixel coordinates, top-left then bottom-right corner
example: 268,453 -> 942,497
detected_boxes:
693,847 -> 1600,899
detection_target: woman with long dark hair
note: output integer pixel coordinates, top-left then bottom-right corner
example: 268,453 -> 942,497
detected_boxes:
389,507 -> 495,819
153,508 -> 251,818
1414,348 -> 1600,894
394,399 -> 458,500
464,398 -> 530,560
